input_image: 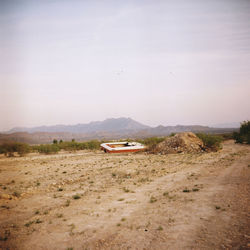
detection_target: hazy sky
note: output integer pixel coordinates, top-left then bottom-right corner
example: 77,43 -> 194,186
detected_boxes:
1,0 -> 250,130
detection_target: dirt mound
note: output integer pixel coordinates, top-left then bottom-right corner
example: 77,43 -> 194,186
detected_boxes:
153,132 -> 205,154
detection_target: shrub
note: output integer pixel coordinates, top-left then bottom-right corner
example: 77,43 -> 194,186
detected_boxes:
196,133 -> 223,151
15,143 -> 31,156
233,121 -> 250,144
0,143 -> 14,156
233,132 -> 243,143
58,141 -> 80,151
31,139 -> 102,155
86,140 -> 100,150
37,144 -> 60,154
216,132 -> 234,141
240,121 -> 250,135
137,137 -> 165,152
57,140 -> 101,151
138,137 -> 165,147
72,194 -> 81,200
0,142 -> 31,157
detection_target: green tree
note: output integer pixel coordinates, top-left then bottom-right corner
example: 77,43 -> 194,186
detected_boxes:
0,142 -> 30,157
53,139 -> 58,144
233,121 -> 250,144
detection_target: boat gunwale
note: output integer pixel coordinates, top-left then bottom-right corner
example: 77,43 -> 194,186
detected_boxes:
100,142 -> 145,152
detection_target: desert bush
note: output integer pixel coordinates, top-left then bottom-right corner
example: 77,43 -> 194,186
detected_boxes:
142,137 -> 165,152
0,143 -> 14,156
196,133 -> 223,151
0,142 -> 31,157
139,137 -> 165,146
137,137 -> 165,152
233,132 -> 243,143
216,132 -> 235,141
15,143 -> 31,156
32,139 -> 101,154
37,144 -> 60,154
233,121 -> 250,144
57,140 -> 101,151
58,141 -> 80,151
85,140 -> 100,150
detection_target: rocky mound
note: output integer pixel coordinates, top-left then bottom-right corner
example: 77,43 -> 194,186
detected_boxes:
153,132 -> 205,154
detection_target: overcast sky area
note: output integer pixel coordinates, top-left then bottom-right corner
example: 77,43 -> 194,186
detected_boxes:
0,0 -> 250,130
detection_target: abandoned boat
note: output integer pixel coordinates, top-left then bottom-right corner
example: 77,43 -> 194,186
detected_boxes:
100,141 -> 145,153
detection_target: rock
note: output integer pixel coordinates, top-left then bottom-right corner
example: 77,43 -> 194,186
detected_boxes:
0,193 -> 12,200
0,193 -> 18,200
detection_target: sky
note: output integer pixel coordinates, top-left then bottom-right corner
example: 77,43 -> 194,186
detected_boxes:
1,0 -> 250,130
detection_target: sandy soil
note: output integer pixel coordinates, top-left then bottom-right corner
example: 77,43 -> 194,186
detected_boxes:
0,140 -> 249,250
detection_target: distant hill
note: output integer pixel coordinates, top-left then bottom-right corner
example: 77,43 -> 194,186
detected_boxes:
7,117 -> 150,134
135,125 -> 237,137
0,117 -> 239,144
211,122 -> 240,128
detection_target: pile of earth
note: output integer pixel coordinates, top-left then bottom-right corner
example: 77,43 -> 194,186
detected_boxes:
151,132 -> 205,154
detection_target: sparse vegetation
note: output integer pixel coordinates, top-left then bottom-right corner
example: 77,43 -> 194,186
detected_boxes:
196,133 -> 223,151
29,139 -> 102,155
149,196 -> 157,203
138,137 -> 165,151
34,210 -> 40,215
25,221 -> 34,227
123,187 -> 130,193
72,194 -> 81,200
163,191 -> 169,197
35,219 -> 42,224
13,191 -> 21,197
65,200 -> 71,207
36,144 -> 60,154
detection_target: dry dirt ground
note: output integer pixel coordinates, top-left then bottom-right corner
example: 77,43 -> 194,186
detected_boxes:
0,140 -> 249,250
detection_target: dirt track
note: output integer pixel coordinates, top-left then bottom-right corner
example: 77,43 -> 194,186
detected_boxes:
0,140 -> 249,250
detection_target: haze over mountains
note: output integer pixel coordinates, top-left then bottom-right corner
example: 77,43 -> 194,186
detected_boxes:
1,117 -> 239,144
7,118 -> 150,134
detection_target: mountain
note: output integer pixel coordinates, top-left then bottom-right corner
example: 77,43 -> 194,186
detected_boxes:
7,117 -> 150,134
0,118 -> 239,144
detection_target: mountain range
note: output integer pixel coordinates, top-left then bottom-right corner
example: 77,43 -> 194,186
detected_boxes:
7,118 -> 150,134
0,117 -> 239,144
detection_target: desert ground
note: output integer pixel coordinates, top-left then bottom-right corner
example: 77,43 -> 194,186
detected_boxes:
0,140 -> 249,250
